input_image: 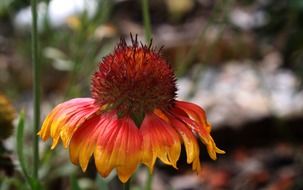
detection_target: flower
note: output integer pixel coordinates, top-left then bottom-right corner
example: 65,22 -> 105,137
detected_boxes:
0,93 -> 16,140
38,36 -> 225,183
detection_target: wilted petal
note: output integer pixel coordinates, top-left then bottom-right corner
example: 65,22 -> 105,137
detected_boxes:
168,115 -> 201,171
173,100 -> 225,160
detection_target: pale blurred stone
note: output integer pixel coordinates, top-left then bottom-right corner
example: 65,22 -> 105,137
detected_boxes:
229,8 -> 267,30
170,174 -> 200,190
178,56 -> 303,128
14,0 -> 98,31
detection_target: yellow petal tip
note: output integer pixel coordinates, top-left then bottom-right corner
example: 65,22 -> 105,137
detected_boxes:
216,147 -> 226,154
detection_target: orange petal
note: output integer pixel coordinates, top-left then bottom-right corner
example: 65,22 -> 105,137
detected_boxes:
94,114 -> 142,183
168,115 -> 201,172
38,98 -> 99,149
38,99 -> 87,141
153,108 -> 170,123
69,112 -> 113,171
173,100 -> 225,160
140,113 -> 181,172
175,100 -> 210,132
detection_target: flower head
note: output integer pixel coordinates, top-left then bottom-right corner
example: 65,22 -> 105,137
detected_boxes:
0,93 -> 16,140
38,36 -> 225,183
91,39 -> 176,117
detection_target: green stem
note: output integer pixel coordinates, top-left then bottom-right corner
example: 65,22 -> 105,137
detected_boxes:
176,0 -> 232,77
144,170 -> 153,190
123,180 -> 131,190
31,0 -> 40,180
185,0 -> 234,99
142,0 -> 152,42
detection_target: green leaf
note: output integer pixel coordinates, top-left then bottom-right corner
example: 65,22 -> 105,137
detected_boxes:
16,111 -> 42,190
16,111 -> 30,182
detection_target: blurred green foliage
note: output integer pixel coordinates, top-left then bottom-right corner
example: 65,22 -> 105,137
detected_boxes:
257,0 -> 303,79
0,0 -> 30,17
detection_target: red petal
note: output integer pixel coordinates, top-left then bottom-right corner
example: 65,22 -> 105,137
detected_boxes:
175,100 -> 210,132
94,115 -> 142,183
140,112 -> 181,171
69,112 -> 114,171
38,98 -> 99,148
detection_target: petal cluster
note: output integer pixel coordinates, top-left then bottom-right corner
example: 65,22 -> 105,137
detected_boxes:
39,98 -> 224,182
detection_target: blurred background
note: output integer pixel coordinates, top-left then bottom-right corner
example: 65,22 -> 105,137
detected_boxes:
1,0 -> 303,189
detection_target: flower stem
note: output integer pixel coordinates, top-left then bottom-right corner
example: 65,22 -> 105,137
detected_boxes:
144,170 -> 153,190
175,0 -> 233,77
142,0 -> 152,42
123,180 -> 131,190
31,0 -> 40,180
